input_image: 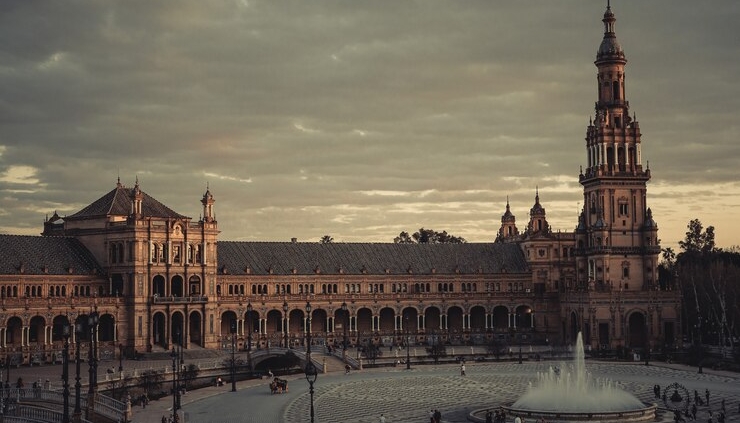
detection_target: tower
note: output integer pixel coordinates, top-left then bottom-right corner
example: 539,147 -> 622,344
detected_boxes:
496,197 -> 519,242
575,4 -> 660,292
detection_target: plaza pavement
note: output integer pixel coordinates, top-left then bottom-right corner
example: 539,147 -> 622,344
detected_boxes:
130,359 -> 740,423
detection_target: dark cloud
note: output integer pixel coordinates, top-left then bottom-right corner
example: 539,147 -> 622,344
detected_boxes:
1,0 -> 738,249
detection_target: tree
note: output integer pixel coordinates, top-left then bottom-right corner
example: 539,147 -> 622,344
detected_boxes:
678,219 -> 716,256
674,219 -> 740,356
180,364 -> 199,389
138,369 -> 165,396
319,235 -> 334,244
393,228 -> 466,244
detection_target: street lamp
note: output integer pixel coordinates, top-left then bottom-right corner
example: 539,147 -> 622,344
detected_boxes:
304,301 -> 316,423
62,325 -> 71,423
405,315 -> 411,370
341,302 -> 348,362
176,332 -> 183,410
170,347 -> 178,422
305,361 -> 318,423
73,322 -> 83,421
230,320 -> 237,392
118,343 -> 124,372
247,303 -> 253,353
645,343 -> 650,366
305,302 -> 312,361
283,301 -> 289,349
515,308 -> 533,365
87,309 -> 99,419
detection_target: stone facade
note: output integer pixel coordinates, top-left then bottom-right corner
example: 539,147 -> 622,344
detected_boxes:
0,5 -> 680,365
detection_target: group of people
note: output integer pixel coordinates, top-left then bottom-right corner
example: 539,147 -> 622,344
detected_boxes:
665,386 -> 731,423
484,408 -> 548,423
484,408 -> 508,423
429,408 -> 442,422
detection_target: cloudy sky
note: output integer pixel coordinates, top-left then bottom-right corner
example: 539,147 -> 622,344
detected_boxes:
1,1 -> 739,251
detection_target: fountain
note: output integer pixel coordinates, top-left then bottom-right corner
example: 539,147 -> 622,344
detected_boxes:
471,332 -> 656,423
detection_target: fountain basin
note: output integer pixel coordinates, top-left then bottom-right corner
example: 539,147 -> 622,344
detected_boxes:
500,403 -> 657,423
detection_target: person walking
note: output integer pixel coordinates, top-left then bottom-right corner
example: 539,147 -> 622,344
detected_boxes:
461,362 -> 466,376
705,389 -> 710,406
379,413 -> 386,423
486,409 -> 493,423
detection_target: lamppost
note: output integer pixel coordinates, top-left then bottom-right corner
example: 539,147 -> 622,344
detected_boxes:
305,302 -> 312,361
283,301 -> 289,349
645,342 -> 650,366
405,315 -> 411,370
73,322 -> 83,422
518,321 -> 523,365
118,344 -> 124,372
515,308 -> 533,365
230,320 -> 237,392
176,332 -> 183,410
62,325 -> 71,423
246,303 -> 253,353
170,347 -> 178,422
341,302 -> 348,362
304,301 -> 316,423
86,309 -> 99,419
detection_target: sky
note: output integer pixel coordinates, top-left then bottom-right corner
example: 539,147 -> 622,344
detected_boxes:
1,1 -> 739,251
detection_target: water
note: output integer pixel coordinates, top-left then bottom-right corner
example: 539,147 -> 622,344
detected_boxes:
511,332 -> 644,413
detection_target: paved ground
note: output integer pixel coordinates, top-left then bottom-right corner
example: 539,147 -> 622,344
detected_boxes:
129,360 -> 740,423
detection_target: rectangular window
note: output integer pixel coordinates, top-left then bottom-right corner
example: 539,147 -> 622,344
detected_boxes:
210,314 -> 214,334
138,316 -> 143,337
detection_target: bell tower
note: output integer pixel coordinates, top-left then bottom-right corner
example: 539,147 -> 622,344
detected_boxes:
575,4 -> 660,292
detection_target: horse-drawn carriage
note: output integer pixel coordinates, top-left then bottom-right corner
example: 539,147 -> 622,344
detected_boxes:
269,377 -> 288,394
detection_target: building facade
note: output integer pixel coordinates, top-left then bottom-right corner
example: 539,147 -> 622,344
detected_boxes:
0,5 -> 680,365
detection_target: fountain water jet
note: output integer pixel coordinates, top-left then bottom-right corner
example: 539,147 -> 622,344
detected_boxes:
490,332 -> 656,423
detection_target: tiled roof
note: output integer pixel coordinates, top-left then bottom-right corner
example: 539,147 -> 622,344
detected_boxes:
0,235 -> 103,275
217,242 -> 528,276
67,185 -> 187,220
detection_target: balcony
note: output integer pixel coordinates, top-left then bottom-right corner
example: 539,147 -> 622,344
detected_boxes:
152,295 -> 207,304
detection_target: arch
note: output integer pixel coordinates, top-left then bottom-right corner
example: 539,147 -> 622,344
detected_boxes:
188,275 -> 201,296
401,307 -> 418,332
171,311 -> 185,344
6,316 -> 23,346
29,316 -> 46,345
378,307 -> 395,332
311,308 -> 328,333
627,311 -> 647,349
424,306 -> 441,331
515,305 -> 533,328
189,311 -> 202,347
74,314 -> 90,341
52,315 -> 71,342
569,311 -> 580,345
152,275 -> 165,297
170,275 -> 184,297
98,314 -> 115,342
287,309 -> 305,335
470,306 -> 486,331
492,306 -> 509,329
152,312 -> 166,348
221,310 -> 238,337
356,308 -> 373,333
266,309 -> 282,336
447,306 -> 464,333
